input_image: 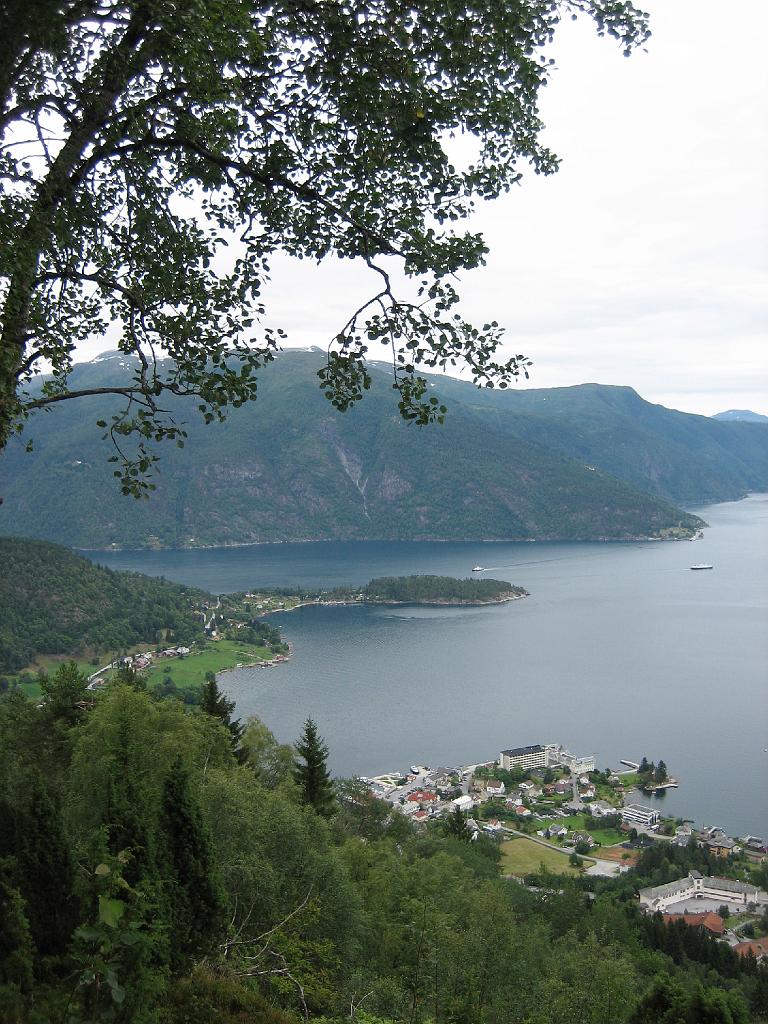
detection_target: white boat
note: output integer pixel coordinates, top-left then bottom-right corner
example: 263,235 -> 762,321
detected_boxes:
472,565 -> 484,572
690,564 -> 713,570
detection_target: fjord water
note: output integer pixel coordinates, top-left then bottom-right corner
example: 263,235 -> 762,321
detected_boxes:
94,494 -> 768,836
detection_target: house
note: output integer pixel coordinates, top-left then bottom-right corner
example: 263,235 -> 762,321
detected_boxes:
426,770 -> 452,789
514,806 -> 531,818
699,825 -> 726,841
661,912 -> 725,937
400,802 -> 421,816
547,823 -> 567,840
519,782 -> 542,798
734,939 -> 768,962
579,786 -> 596,800
589,800 -> 615,818
412,809 -> 430,824
705,836 -> 737,858
572,831 -> 594,849
744,836 -> 767,852
452,795 -> 474,812
483,819 -> 504,833
407,790 -> 438,803
485,779 -> 506,797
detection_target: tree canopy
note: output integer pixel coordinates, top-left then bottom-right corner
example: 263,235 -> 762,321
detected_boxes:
2,680 -> 765,1022
0,0 -> 649,492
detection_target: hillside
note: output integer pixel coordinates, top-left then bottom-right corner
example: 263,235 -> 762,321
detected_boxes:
434,378 -> 768,504
0,536 -> 205,672
0,351 -> 752,548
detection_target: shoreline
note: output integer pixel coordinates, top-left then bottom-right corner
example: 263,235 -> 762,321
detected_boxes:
258,591 -> 529,616
76,531 -> 706,554
215,640 -> 295,677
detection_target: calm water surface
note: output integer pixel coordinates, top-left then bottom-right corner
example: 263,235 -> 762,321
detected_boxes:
93,494 -> 768,836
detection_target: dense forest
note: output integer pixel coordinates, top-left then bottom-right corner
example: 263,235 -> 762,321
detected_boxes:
0,537 -> 205,672
357,575 -> 526,603
1,668 -> 765,1024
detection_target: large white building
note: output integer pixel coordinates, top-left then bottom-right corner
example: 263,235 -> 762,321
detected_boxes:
638,872 -> 765,912
621,803 -> 660,828
546,744 -> 597,774
498,744 -> 548,771
498,743 -> 596,773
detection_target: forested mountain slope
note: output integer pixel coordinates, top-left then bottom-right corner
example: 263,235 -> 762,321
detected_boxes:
0,351 -> 755,548
434,377 -> 768,504
0,537 -> 204,671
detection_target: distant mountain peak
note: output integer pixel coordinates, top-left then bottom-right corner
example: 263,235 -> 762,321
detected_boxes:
712,409 -> 768,423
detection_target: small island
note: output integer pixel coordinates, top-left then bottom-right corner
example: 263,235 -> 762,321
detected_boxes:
353,575 -> 527,605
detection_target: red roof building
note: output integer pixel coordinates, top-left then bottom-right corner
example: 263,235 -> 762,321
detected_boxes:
661,912 -> 726,936
734,938 -> 768,961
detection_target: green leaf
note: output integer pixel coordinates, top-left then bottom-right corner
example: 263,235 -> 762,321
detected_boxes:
98,895 -> 126,928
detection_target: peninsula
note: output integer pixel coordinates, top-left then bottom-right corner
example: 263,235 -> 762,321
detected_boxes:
239,575 -> 528,613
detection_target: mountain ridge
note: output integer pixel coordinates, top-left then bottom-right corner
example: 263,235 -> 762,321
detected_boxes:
3,351 -> 765,549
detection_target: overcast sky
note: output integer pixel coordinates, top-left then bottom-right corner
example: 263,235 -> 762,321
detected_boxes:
80,0 -> 768,416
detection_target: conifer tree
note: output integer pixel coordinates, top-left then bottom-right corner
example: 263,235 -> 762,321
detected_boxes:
104,772 -> 155,887
293,718 -> 335,818
158,757 -> 223,964
17,775 -> 79,957
0,861 -> 34,1015
445,806 -> 470,842
39,662 -> 90,727
199,673 -> 245,757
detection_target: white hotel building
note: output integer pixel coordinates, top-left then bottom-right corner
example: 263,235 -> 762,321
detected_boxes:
498,743 -> 596,774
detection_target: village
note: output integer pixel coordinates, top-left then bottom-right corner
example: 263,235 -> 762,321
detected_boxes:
363,741 -> 768,960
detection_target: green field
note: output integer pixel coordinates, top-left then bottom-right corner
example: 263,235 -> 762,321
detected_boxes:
500,837 -> 593,877
13,656 -> 100,698
10,639 -> 276,701
141,639 -> 274,689
564,813 -> 625,847
529,813 -> 625,849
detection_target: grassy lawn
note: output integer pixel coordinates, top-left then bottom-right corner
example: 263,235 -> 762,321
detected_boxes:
142,639 -> 274,690
618,772 -> 641,788
529,812 -> 625,848
567,813 -> 625,846
500,837 -> 594,877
